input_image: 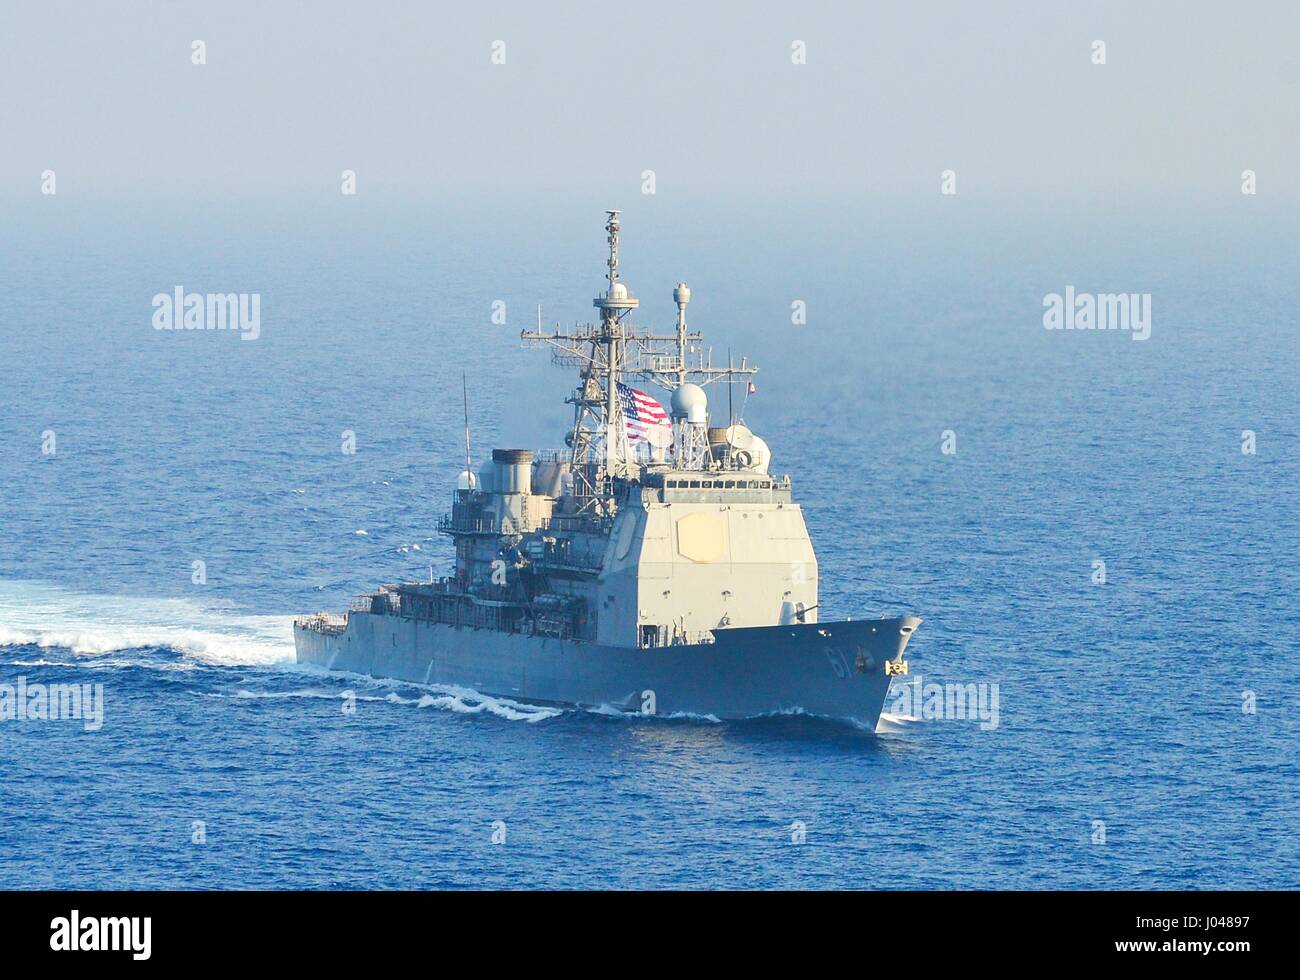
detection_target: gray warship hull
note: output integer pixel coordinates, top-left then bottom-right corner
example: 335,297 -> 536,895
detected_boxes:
294,212 -> 926,730
294,613 -> 920,727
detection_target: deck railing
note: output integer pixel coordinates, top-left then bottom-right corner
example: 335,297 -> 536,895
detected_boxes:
295,612 -> 349,635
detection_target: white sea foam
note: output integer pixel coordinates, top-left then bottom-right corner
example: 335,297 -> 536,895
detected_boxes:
415,687 -> 562,723
585,702 -> 722,723
221,681 -> 563,722
288,665 -> 566,723
659,710 -> 722,723
875,711 -> 923,733
0,580 -> 294,666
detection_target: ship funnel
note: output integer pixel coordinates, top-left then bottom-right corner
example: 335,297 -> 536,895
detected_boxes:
491,449 -> 533,495
531,459 -> 570,497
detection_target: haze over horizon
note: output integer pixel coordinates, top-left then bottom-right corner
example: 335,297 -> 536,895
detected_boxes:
3,1 -> 1298,216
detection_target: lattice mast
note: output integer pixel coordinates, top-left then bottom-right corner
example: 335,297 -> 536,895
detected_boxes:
593,210 -> 639,481
519,211 -> 761,501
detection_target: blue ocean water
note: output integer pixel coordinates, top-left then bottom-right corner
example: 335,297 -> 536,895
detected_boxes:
1,200 -> 1296,888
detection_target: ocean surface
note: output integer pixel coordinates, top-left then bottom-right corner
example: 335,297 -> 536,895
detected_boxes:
1,199 -> 1296,889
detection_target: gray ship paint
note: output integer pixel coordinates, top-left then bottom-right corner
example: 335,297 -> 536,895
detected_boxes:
296,212 -> 922,728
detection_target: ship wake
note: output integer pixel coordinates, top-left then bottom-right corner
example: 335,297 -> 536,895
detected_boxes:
0,579 -> 294,667
197,684 -> 565,724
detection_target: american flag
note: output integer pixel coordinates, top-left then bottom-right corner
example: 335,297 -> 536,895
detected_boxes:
617,382 -> 672,444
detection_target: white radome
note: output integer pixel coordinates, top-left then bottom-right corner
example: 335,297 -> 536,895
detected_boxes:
671,383 -> 708,425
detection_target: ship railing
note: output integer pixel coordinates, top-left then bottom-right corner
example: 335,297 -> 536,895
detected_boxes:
678,630 -> 716,646
295,612 -> 349,635
349,591 -> 401,614
533,615 -> 571,640
545,510 -> 613,536
399,590 -> 529,633
638,627 -> 717,648
529,557 -> 603,575
637,352 -> 682,373
437,515 -> 504,534
530,449 -> 570,464
438,514 -> 554,535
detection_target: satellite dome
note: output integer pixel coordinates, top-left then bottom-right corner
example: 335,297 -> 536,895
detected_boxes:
671,383 -> 707,424
594,279 -> 638,310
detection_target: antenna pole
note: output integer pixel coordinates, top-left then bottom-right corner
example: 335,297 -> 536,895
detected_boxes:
674,281 -> 691,390
604,210 -> 620,433
739,360 -> 751,421
727,348 -> 734,425
462,371 -> 472,477
593,209 -> 639,479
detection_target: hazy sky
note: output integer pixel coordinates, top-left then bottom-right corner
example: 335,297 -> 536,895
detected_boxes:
4,0 -> 1298,213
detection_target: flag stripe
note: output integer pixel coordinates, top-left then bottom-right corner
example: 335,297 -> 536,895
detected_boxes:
616,383 -> 672,442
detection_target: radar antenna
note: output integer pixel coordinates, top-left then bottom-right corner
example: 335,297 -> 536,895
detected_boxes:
519,211 -> 763,507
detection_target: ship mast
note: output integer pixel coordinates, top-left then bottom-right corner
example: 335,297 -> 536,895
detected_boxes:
594,209 -> 638,481
674,281 -> 691,390
520,211 -> 761,505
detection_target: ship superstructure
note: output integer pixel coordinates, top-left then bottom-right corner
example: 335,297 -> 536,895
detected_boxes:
295,212 -> 921,726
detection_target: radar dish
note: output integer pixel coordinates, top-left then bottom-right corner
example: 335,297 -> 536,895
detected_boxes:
642,423 -> 674,450
723,423 -> 754,452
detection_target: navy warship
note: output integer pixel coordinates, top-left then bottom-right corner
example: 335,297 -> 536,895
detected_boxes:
295,211 -> 922,727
